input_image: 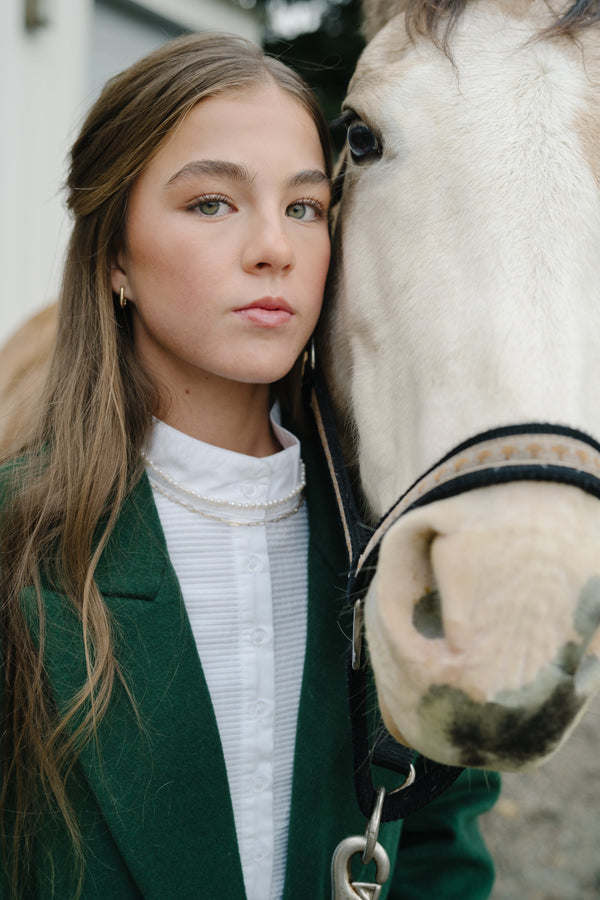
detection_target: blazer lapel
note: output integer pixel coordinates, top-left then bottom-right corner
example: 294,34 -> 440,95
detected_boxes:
33,474 -> 246,899
282,435 -> 366,899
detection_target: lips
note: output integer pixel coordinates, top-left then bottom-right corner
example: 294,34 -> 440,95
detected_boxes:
233,297 -> 293,327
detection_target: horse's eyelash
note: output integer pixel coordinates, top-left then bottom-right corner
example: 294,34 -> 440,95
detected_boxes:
331,110 -> 358,129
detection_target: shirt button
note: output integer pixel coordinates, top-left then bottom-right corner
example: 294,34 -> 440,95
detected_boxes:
254,700 -> 268,717
252,775 -> 268,792
253,842 -> 268,862
251,628 -> 266,646
242,483 -> 258,498
247,555 -> 261,572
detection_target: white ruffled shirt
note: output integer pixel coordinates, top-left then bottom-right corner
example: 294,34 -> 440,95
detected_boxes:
144,414 -> 308,900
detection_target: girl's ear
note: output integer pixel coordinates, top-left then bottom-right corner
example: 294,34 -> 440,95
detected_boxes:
110,249 -> 133,300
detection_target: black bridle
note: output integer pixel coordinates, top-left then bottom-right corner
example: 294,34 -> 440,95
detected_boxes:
305,344 -> 600,822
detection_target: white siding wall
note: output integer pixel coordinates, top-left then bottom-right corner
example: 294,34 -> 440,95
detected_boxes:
0,0 -> 94,344
0,0 -> 261,345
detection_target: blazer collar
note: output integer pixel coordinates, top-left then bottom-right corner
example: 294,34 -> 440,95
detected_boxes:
92,472 -> 168,599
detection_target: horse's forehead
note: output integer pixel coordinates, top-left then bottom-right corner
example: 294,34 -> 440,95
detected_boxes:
349,0 -> 600,90
346,1 -> 600,188
346,15 -> 418,106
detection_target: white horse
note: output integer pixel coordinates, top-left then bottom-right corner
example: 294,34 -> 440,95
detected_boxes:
322,0 -> 600,773
322,0 -> 600,772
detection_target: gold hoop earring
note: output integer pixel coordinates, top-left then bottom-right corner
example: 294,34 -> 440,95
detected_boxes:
119,286 -> 127,309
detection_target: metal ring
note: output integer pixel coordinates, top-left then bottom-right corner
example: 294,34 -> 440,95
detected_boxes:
352,599 -> 365,670
309,336 -> 316,371
362,785 -> 386,865
388,763 -> 416,795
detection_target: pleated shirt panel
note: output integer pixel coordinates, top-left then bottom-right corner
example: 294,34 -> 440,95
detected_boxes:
144,416 -> 308,900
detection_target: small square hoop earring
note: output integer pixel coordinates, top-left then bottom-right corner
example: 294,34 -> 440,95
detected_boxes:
119,286 -> 127,309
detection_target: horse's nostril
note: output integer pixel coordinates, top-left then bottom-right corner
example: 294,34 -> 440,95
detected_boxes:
413,590 -> 444,639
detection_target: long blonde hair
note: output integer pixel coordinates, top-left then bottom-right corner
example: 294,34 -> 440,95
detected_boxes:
0,32 -> 332,897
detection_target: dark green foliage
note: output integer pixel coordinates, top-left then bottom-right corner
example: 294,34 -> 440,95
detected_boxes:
264,0 -> 365,152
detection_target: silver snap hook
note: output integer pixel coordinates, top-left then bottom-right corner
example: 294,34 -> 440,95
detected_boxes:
362,764 -> 416,864
331,834 -> 391,900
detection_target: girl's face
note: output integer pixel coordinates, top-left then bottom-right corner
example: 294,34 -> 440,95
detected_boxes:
112,83 -> 331,408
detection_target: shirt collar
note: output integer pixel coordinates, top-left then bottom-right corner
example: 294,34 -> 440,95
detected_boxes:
144,406 -> 303,507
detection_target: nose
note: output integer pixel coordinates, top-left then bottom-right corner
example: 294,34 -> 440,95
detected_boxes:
365,483 -> 600,770
242,210 -> 295,274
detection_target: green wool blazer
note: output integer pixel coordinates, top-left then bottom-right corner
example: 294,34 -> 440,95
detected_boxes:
2,436 -> 500,899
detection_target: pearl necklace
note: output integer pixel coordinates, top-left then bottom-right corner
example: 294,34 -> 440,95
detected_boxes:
143,455 -> 306,526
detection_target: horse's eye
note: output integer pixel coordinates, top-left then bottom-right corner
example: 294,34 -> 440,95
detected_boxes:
347,121 -> 381,162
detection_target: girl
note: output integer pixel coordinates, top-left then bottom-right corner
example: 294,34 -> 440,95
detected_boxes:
0,33 -> 499,899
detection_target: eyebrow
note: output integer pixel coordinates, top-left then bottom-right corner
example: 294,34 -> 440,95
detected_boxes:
165,159 -> 329,190
166,160 -> 253,187
287,169 -> 331,190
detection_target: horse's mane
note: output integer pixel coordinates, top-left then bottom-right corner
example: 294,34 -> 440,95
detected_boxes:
402,0 -> 600,44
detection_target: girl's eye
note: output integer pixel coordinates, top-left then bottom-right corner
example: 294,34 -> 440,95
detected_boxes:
189,196 -> 233,217
286,201 -> 323,221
